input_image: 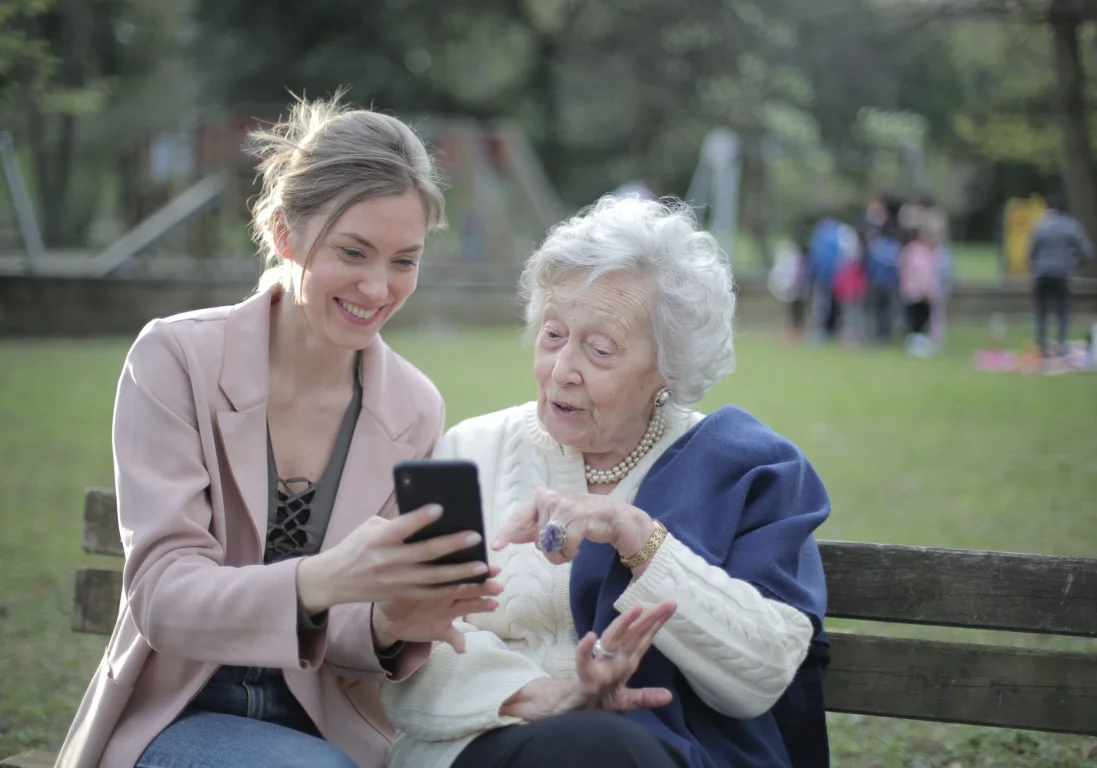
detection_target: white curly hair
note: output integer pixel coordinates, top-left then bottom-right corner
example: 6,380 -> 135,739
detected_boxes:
519,195 -> 736,406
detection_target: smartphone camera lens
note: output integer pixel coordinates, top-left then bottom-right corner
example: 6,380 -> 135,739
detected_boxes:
400,474 -> 412,489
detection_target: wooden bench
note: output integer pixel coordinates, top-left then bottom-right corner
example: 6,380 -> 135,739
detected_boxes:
3,488 -> 1095,767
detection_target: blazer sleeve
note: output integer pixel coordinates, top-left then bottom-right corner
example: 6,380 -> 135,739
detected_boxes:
321,391 -> 446,681
115,321 -> 321,670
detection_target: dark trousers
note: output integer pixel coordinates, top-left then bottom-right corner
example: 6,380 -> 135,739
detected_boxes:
1034,275 -> 1070,355
869,286 -> 896,341
906,301 -> 931,335
452,710 -> 690,768
789,297 -> 806,328
824,291 -> 841,336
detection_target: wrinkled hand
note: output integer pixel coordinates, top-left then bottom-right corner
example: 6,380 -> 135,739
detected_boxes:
573,600 -> 677,711
492,488 -> 653,565
373,566 -> 503,653
499,601 -> 677,721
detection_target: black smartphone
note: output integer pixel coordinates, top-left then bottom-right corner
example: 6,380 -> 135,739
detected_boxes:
393,459 -> 488,585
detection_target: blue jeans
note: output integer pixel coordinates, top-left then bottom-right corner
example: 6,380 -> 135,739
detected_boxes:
137,666 -> 356,768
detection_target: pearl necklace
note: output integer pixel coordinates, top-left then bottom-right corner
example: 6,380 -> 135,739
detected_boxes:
585,409 -> 666,485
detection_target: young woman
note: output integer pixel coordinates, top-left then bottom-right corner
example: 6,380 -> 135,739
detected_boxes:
57,95 -> 501,768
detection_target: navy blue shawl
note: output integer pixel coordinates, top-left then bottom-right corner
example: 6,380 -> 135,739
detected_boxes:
570,406 -> 830,768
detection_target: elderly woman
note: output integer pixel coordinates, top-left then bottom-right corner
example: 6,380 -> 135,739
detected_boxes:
381,196 -> 831,768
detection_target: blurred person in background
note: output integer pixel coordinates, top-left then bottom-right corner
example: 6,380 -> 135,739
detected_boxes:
381,195 -> 832,768
899,225 -> 941,358
1028,190 -> 1094,358
862,193 -> 889,241
767,237 -> 812,343
788,237 -> 813,342
898,195 -> 926,234
833,224 -> 867,346
865,216 -> 903,343
807,212 -> 844,343
919,196 -> 952,348
901,196 -> 952,348
56,95 -> 502,768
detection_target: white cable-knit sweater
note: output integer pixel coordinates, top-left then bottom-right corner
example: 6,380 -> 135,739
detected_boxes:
381,402 -> 814,768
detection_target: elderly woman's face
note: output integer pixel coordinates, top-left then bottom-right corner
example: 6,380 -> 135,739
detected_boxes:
534,272 -> 664,459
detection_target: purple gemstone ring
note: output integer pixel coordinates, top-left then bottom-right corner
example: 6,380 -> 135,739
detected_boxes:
538,520 -> 569,554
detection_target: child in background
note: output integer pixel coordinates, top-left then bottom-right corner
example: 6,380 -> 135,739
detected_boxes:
833,227 -> 867,346
899,225 -> 941,357
769,240 -> 812,342
789,239 -> 811,341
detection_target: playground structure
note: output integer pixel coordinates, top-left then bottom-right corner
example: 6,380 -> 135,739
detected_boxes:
2,114 -> 940,282
0,117 -> 566,283
3,118 -> 1092,333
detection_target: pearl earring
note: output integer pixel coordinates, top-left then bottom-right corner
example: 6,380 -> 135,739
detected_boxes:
653,387 -> 671,408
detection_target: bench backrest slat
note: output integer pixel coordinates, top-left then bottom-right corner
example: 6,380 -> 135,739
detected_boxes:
73,568 -> 122,635
821,540 -> 1097,636
826,632 -> 1097,735
76,488 -> 1097,734
83,488 -> 123,557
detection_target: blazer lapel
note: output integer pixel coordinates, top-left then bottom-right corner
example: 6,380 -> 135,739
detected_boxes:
214,297 -> 426,554
323,339 -> 420,549
322,411 -> 418,551
216,288 -> 275,551
217,406 -> 270,551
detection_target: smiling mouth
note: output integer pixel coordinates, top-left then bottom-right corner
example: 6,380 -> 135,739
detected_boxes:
336,298 -> 380,320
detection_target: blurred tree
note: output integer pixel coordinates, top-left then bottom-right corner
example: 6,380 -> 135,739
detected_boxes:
1,0 -> 185,245
0,0 -> 56,102
905,0 -> 1097,265
188,0 -> 826,207
2,0 -> 107,244
785,0 -> 1096,253
1049,0 -> 1097,253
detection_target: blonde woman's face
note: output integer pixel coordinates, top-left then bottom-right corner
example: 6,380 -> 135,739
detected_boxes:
288,190 -> 426,350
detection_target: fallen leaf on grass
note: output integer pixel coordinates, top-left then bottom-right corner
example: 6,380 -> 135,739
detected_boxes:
1082,741 -> 1097,760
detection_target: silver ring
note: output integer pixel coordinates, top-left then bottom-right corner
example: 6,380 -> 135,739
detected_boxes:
592,638 -> 617,661
538,520 -> 568,554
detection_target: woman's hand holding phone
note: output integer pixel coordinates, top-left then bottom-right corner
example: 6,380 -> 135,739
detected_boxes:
372,566 -> 502,652
295,503 -> 502,651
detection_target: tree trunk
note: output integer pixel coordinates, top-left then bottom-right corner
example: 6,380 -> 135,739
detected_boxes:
38,0 -> 92,246
42,113 -> 77,244
535,36 -> 562,186
1050,0 -> 1097,276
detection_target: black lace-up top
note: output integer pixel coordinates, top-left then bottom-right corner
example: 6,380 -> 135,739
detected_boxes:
264,352 -> 362,565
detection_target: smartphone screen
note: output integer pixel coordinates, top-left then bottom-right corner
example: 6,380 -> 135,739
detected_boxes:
393,459 -> 488,584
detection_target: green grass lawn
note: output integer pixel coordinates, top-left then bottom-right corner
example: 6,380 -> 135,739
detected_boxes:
1,321 -> 1095,764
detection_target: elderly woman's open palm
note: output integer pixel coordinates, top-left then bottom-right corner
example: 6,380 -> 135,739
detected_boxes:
574,601 -> 677,711
498,601 -> 678,722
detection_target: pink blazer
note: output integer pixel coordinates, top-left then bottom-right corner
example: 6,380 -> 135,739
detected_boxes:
56,287 -> 443,768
